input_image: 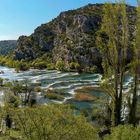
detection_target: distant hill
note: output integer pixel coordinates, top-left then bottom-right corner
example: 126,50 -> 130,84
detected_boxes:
14,4 -> 136,71
0,40 -> 17,55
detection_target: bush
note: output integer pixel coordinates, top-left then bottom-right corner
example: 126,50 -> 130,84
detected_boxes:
47,63 -> 55,70
84,66 -> 98,73
34,87 -> 42,92
89,66 -> 98,73
55,60 -> 65,71
69,62 -> 80,71
105,125 -> 140,140
33,62 -> 47,69
4,92 -> 20,107
44,93 -> 64,101
13,105 -> 97,140
15,62 -> 29,72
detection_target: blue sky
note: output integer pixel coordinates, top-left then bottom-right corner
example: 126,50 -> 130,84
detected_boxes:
0,0 -> 137,40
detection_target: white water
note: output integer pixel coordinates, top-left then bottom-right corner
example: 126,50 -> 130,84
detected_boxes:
0,66 -> 102,104
0,66 -> 138,110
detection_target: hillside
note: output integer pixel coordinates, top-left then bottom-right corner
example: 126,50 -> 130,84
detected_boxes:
0,40 -> 17,55
14,4 -> 136,71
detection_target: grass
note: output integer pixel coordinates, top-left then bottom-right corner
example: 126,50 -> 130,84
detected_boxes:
0,129 -> 22,140
44,93 -> 64,101
74,93 -> 97,102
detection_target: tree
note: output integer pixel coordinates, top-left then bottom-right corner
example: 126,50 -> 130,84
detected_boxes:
13,105 -> 97,140
8,80 -> 35,106
10,81 -> 22,96
128,0 -> 140,125
0,78 -> 3,86
22,80 -> 34,105
97,1 -> 129,126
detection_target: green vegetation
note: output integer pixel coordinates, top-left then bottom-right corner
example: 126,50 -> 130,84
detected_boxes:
69,62 -> 80,71
0,1 -> 140,140
0,56 -> 30,71
96,2 -> 134,126
44,93 -> 64,100
105,125 -> 140,140
34,87 -> 42,92
0,105 -> 97,140
46,63 -> 55,70
15,61 -> 30,72
0,55 -> 96,72
55,60 -> 65,71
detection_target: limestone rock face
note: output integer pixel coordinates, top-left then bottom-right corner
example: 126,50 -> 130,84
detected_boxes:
14,4 -> 136,70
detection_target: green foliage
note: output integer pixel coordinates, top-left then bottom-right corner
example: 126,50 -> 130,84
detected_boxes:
47,63 -> 55,70
15,61 -> 30,72
44,93 -> 64,101
56,60 -> 65,71
34,87 -> 42,92
69,62 -> 80,71
0,56 -> 30,71
32,61 -> 47,69
4,80 -> 35,106
80,109 -> 89,117
105,125 -> 140,140
84,66 -> 98,73
96,1 -> 129,126
4,92 -> 21,108
31,53 -> 53,69
13,105 -> 97,140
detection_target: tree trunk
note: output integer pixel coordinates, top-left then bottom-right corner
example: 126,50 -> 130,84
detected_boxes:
129,72 -> 138,125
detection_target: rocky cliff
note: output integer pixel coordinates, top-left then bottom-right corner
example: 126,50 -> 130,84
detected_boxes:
14,4 -> 136,71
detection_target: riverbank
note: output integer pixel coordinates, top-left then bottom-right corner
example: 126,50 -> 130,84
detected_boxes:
0,55 -> 102,73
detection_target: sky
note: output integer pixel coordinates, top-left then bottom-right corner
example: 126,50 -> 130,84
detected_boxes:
0,0 -> 137,40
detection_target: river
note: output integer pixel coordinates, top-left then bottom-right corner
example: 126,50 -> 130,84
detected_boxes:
0,66 -> 134,110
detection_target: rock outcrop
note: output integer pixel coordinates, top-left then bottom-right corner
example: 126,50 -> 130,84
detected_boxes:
14,4 -> 136,71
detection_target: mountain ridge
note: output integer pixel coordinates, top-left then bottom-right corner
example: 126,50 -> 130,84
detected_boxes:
13,4 -> 136,71
0,40 -> 17,55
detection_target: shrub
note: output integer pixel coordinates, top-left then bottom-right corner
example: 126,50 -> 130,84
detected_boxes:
84,66 -> 98,73
69,62 -> 80,71
33,62 -> 47,69
55,60 -> 65,71
15,62 -> 29,72
13,105 -> 97,140
34,87 -> 42,92
44,93 -> 64,101
89,66 -> 98,73
105,125 -> 140,140
47,63 -> 55,70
